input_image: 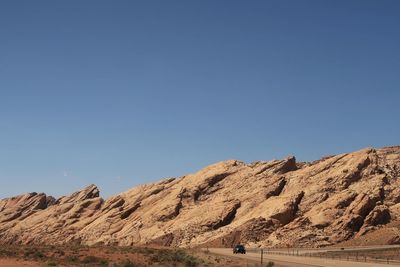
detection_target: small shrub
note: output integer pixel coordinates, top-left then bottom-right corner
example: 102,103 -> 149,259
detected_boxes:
135,246 -> 155,255
266,261 -> 275,267
112,259 -> 138,267
24,249 -> 46,260
47,261 -> 57,266
150,249 -> 204,267
55,249 -> 65,256
66,255 -> 80,263
0,247 -> 17,257
82,255 -> 108,266
82,255 -> 99,263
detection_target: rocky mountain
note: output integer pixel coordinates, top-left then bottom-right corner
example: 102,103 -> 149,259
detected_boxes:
1,146 -> 400,248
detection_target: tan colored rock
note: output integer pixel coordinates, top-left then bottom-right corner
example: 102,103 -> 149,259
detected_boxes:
1,146 -> 400,248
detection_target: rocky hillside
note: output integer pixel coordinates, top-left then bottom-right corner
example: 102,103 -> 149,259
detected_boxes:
1,146 -> 400,248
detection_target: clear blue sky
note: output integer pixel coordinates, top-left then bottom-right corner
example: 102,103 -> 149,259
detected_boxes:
1,1 -> 399,199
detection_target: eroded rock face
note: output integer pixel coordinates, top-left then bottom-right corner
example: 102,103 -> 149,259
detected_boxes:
1,146 -> 400,248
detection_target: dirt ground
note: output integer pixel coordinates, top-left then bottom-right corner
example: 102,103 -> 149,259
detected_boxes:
0,245 -> 248,266
0,258 -> 42,267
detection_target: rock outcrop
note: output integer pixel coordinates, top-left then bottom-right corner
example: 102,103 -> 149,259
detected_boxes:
1,146 -> 400,248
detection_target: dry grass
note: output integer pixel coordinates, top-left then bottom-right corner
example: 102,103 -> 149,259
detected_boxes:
0,244 -> 245,266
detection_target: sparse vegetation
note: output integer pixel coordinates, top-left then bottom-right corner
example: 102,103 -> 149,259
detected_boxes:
0,244 -> 244,266
214,256 -> 221,263
82,255 -> 109,266
23,248 -> 46,260
150,248 -> 205,267
46,260 -> 58,266
0,246 -> 17,257
111,259 -> 138,267
66,255 -> 79,263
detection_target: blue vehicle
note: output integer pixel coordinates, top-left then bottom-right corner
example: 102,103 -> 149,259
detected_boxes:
233,244 -> 246,254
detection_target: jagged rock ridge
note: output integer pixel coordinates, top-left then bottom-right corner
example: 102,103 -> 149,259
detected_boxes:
1,146 -> 400,248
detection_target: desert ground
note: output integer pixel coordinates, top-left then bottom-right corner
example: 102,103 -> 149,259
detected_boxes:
0,244 -> 250,267
3,244 -> 400,267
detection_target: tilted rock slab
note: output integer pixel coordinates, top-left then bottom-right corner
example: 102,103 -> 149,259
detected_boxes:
1,146 -> 400,248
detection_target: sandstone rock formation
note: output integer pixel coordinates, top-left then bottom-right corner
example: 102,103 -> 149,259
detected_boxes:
1,146 -> 400,248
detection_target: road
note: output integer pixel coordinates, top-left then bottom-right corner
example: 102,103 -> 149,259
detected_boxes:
208,248 -> 400,267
